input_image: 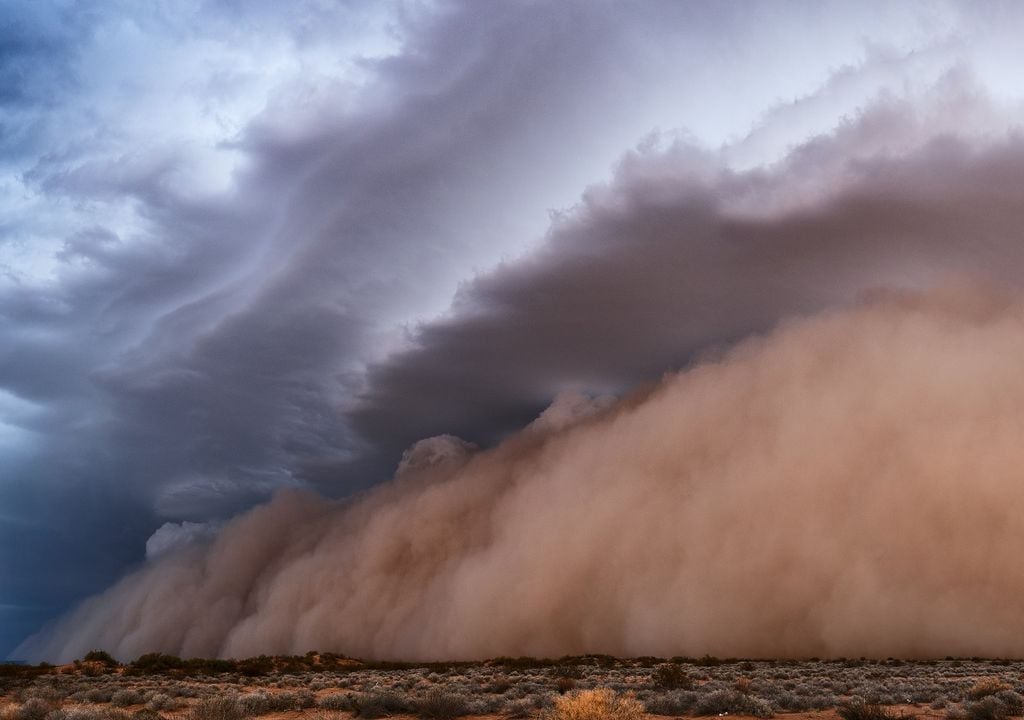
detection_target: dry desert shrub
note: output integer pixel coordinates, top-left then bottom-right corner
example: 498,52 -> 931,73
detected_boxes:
963,691 -> 1024,720
415,689 -> 470,720
734,677 -> 753,694
556,678 -> 577,694
968,681 -> 1013,701
837,699 -> 914,720
652,664 -> 693,690
349,691 -> 412,719
61,709 -> 103,720
15,699 -> 54,720
545,689 -> 644,720
694,689 -> 774,718
185,697 -> 242,720
109,692 -> 142,709
315,694 -> 352,712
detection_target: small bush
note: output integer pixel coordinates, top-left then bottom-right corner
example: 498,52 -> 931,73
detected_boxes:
316,695 -> 353,712
545,689 -> 644,720
145,694 -> 179,712
969,682 -> 1014,702
485,676 -> 512,694
128,655 -> 183,675
83,652 -> 118,667
963,692 -> 1024,720
17,700 -> 55,720
837,700 -> 913,720
235,695 -> 269,716
292,692 -> 315,710
82,690 -> 113,704
110,692 -> 143,708
653,664 -> 693,690
350,692 -> 412,719
643,691 -> 698,715
185,697 -> 241,720
557,678 -> 578,694
965,698 -> 1006,720
416,690 -> 470,720
694,690 -> 773,718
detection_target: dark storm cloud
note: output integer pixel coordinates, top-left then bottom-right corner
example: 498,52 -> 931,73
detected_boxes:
351,89 -> 1024,460
0,0 -> 742,656
1,0 -> 1016,659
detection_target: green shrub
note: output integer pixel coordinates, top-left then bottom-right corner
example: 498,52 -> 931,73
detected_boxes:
128,655 -> 183,675
83,652 -> 118,667
653,663 -> 693,689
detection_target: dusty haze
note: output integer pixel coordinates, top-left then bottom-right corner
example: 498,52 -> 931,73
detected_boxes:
20,284 -> 1024,662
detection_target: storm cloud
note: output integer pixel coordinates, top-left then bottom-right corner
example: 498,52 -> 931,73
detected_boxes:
6,0 -> 1024,658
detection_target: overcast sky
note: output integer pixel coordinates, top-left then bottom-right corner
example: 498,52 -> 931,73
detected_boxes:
5,0 -> 1024,658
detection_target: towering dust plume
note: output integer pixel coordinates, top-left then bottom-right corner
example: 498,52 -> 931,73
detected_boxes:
21,285 -> 1024,661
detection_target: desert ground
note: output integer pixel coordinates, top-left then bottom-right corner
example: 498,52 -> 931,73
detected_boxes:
3,655 -> 1024,720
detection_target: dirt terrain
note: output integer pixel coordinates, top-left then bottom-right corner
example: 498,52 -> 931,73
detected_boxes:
3,656 -> 1022,720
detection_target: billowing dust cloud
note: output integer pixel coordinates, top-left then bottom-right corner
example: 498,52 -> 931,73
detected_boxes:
21,284 -> 1024,662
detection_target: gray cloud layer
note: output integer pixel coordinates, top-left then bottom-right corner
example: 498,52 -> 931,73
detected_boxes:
352,83 -> 1024,462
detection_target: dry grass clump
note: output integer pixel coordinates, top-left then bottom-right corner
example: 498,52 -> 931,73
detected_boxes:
837,699 -> 914,720
14,699 -> 54,720
962,691 -> 1024,720
109,692 -> 142,709
545,689 -> 644,720
694,689 -> 774,718
415,689 -> 470,720
967,680 -> 1013,701
349,691 -> 412,719
185,697 -> 242,720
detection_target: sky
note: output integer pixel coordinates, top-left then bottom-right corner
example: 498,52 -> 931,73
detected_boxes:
5,0 -> 1024,660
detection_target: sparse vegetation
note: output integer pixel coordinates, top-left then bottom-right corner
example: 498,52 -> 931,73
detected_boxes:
7,653 -> 1024,720
653,663 -> 693,690
80,655 -> 116,669
968,680 -> 1014,701
186,697 -> 241,720
546,689 -> 644,720
417,689 -> 470,720
837,699 -> 913,720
